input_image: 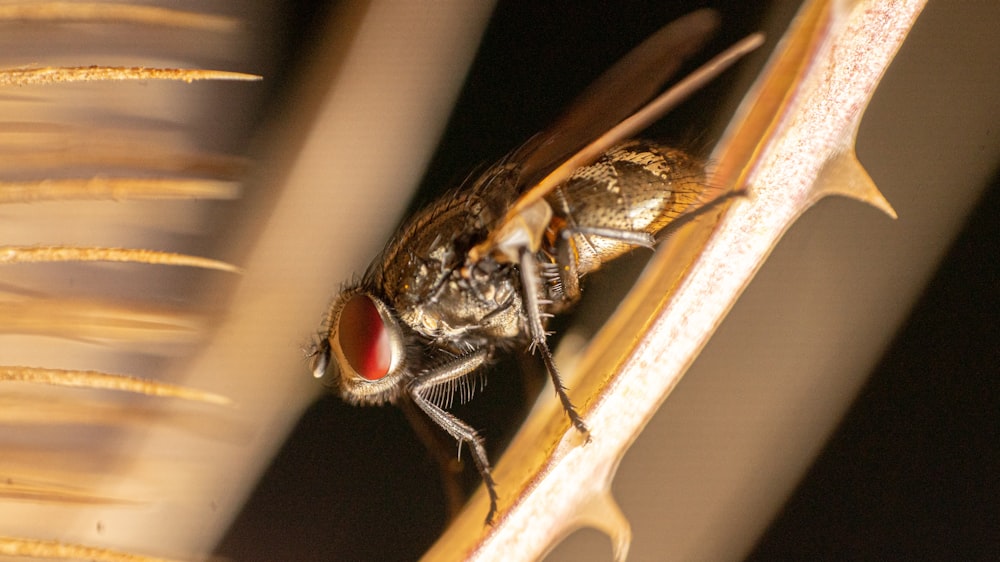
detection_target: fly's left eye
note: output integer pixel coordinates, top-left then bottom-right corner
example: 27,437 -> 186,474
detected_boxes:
337,294 -> 392,381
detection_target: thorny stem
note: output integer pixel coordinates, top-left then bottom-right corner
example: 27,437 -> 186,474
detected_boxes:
423,1 -> 925,560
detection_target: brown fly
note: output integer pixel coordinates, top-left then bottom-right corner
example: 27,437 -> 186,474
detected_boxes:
308,10 -> 762,524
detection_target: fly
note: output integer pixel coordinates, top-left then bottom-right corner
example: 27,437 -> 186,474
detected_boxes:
308,10 -> 763,524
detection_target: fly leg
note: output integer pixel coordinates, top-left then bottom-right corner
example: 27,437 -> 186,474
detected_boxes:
518,250 -> 590,436
652,188 -> 748,243
556,226 -> 654,303
407,348 -> 500,524
555,188 -> 747,301
399,398 -> 466,520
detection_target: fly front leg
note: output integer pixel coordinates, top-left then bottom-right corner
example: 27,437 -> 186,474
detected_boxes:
407,348 -> 500,524
518,250 -> 589,436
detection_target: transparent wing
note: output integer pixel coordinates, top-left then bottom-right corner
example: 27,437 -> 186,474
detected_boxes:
469,11 -> 763,263
509,9 -> 720,188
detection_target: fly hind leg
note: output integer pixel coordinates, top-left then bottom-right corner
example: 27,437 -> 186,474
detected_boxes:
555,225 -> 655,303
554,187 -> 747,302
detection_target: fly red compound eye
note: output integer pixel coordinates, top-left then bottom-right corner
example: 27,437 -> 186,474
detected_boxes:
337,294 -> 392,381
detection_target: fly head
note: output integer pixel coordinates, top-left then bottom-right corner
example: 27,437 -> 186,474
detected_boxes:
311,286 -> 409,406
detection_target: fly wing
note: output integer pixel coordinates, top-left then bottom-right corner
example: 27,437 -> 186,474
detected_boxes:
509,9 -> 720,189
468,13 -> 764,264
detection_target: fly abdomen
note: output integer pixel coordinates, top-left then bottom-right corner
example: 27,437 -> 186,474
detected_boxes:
546,140 -> 706,279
